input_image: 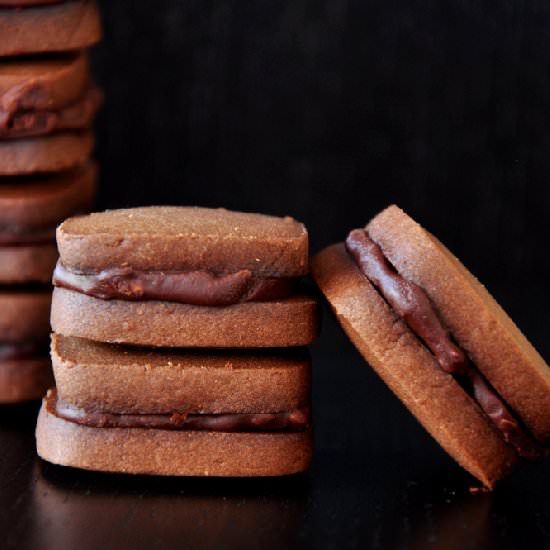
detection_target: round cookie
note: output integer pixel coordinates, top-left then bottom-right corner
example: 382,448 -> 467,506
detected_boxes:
366,205 -> 550,443
0,244 -> 57,284
0,290 -> 51,343
52,334 -> 311,414
312,243 -> 517,488
36,403 -> 313,477
56,206 -> 309,276
0,132 -> 93,175
51,288 -> 320,348
0,356 -> 52,403
0,162 -> 97,240
0,0 -> 101,56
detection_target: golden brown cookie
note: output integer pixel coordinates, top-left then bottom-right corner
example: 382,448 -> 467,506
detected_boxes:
0,244 -> 57,284
312,243 -> 517,488
52,334 -> 311,414
36,402 -> 313,477
56,206 -> 309,276
0,356 -> 52,403
51,288 -> 320,348
0,132 -> 93,175
0,289 -> 51,343
0,162 -> 97,242
0,0 -> 101,56
366,205 -> 550,442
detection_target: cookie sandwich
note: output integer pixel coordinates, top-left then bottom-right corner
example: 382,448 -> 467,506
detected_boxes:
0,53 -> 100,175
51,207 -> 319,348
312,205 -> 550,489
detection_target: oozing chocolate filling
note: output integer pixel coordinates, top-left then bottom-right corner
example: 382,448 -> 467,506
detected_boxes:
53,261 -> 296,306
346,228 -> 546,460
0,341 -> 48,360
47,391 -> 310,433
0,86 -> 102,139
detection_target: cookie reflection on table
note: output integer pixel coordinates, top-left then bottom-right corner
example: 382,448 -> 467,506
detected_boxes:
32,461 -> 310,550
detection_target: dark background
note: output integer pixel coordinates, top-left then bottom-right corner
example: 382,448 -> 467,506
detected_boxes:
3,1 -> 550,549
92,0 -> 550,286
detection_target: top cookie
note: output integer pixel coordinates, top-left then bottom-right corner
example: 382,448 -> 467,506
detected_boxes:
57,207 -> 309,277
0,0 -> 102,57
366,205 -> 550,443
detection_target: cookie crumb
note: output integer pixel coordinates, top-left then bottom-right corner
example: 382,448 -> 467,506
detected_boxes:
469,486 -> 490,495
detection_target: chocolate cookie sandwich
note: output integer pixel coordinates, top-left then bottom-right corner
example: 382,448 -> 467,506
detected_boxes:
0,163 -> 96,284
0,290 -> 52,402
51,207 -> 320,348
312,205 -> 550,489
0,0 -> 101,57
36,335 -> 312,476
0,53 -> 101,140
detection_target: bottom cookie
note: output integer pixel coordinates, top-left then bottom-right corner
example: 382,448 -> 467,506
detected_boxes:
36,403 -> 313,477
0,357 -> 53,403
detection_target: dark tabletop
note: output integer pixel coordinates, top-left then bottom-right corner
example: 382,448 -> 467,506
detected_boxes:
1,282 -> 549,550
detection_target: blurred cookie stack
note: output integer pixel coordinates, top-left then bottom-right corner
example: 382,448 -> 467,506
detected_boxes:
0,0 -> 102,403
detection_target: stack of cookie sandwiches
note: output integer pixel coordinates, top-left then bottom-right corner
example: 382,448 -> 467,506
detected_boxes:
0,0 -> 102,403
37,207 -> 320,476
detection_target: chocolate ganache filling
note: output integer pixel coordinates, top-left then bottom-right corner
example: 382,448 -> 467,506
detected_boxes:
0,341 -> 49,360
0,225 -> 56,245
0,86 -> 102,140
346,228 -> 546,460
53,261 -> 296,306
47,391 -> 310,433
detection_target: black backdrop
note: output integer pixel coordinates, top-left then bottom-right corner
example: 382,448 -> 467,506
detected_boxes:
5,3 -> 545,548
92,0 -> 550,286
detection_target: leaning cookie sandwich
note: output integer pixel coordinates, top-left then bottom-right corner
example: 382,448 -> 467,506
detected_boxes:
312,205 -> 550,489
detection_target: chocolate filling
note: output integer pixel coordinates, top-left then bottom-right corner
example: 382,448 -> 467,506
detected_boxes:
346,228 -> 546,460
47,391 -> 310,433
0,225 -> 55,245
53,261 -> 296,306
0,341 -> 48,360
0,86 -> 101,139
